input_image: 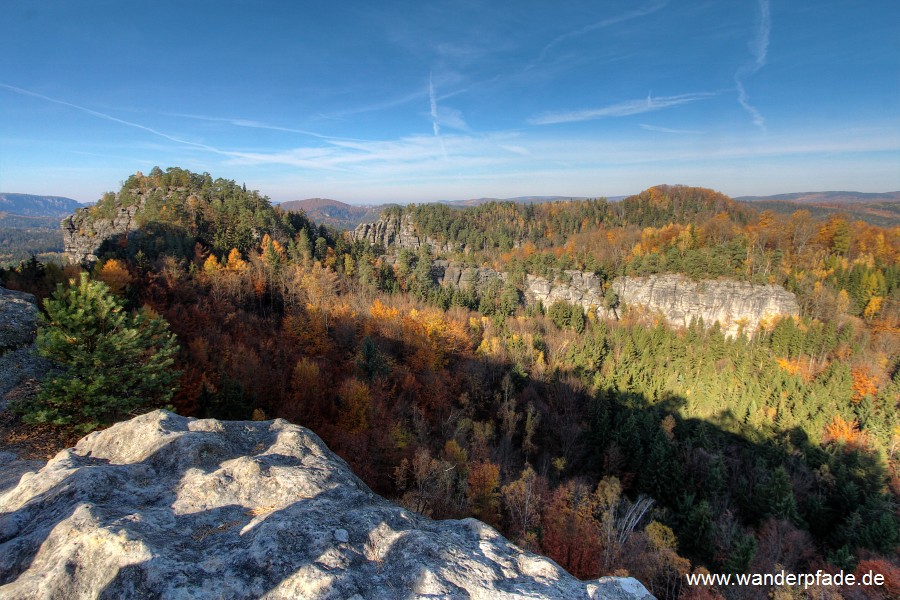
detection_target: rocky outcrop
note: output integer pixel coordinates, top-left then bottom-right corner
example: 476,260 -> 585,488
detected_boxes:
351,214 -> 458,255
0,410 -> 654,599
523,271 -> 798,336
525,271 -> 608,314
608,274 -> 799,337
61,201 -> 143,265
0,285 -> 50,407
430,262 -> 798,337
432,260 -> 505,290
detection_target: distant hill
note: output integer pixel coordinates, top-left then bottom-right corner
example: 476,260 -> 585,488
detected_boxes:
0,193 -> 84,218
0,194 -> 75,266
279,198 -> 384,230
439,195 -> 589,207
737,191 -> 900,227
736,191 -> 900,205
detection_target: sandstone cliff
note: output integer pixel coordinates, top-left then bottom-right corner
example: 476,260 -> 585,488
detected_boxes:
351,214 -> 459,255
0,410 -> 654,599
609,274 -> 799,337
428,263 -> 799,337
61,201 -> 143,265
432,260 -> 505,290
526,272 -> 797,337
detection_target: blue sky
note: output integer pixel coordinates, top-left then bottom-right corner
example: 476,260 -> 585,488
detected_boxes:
1,0 -> 898,204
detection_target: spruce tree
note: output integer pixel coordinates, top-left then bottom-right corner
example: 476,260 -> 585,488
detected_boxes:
22,273 -> 180,431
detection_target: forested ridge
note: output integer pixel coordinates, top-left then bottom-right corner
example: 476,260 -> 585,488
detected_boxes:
4,168 -> 899,599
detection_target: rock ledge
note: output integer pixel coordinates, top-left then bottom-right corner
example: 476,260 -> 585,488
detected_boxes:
0,410 -> 654,599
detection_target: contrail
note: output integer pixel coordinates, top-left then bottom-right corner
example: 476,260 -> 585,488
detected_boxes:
538,0 -> 669,62
529,92 -> 716,125
428,73 -> 448,159
0,83 -> 228,154
734,0 -> 770,129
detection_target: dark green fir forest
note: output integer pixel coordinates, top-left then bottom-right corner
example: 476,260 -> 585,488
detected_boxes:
3,168 -> 899,599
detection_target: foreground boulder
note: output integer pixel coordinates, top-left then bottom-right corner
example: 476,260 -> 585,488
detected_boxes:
0,411 -> 654,599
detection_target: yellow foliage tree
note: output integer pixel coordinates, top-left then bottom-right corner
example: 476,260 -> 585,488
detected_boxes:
203,254 -> 221,275
225,248 -> 248,272
96,259 -> 133,296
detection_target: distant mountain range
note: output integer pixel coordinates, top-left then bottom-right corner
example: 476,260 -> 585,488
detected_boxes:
6,189 -> 898,232
737,191 -> 900,227
437,195 -> 595,207
0,193 -> 84,219
283,191 -> 900,231
278,198 -> 385,230
736,191 -> 900,204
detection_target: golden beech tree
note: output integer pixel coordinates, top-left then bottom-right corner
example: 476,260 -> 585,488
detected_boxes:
95,258 -> 133,296
467,461 -> 501,526
824,415 -> 870,449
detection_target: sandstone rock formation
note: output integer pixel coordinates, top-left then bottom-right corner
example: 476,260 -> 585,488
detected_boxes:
0,410 -> 654,599
61,201 -> 143,265
432,260 -> 505,290
524,271 -> 608,315
431,263 -> 798,337
524,271 -> 799,337
0,285 -> 50,405
0,285 -> 38,354
351,214 -> 459,255
608,274 -> 799,337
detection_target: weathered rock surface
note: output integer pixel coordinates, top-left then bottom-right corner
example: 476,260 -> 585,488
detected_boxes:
524,271 -> 608,315
61,201 -> 143,265
432,260 -> 505,290
431,262 -> 798,337
0,410 -> 654,599
0,286 -> 38,353
351,214 -> 459,255
0,286 -> 50,408
608,274 -> 799,337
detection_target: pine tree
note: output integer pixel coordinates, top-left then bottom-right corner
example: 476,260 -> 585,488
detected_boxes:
22,273 -> 180,431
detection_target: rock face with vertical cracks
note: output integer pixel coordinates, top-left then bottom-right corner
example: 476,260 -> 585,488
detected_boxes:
521,272 -> 798,337
61,202 -> 143,265
351,214 -> 459,255
606,274 -> 800,337
0,410 -> 655,599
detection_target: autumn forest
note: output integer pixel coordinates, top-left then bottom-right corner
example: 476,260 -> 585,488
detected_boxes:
4,167 -> 899,599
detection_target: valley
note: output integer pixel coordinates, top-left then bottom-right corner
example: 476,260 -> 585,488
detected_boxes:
2,168 -> 898,599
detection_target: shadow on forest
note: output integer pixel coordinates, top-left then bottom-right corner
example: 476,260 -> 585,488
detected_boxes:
1,373 -> 892,598
4,220 -> 894,596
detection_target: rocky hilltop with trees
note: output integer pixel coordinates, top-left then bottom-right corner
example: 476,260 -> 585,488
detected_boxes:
1,169 -> 897,599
